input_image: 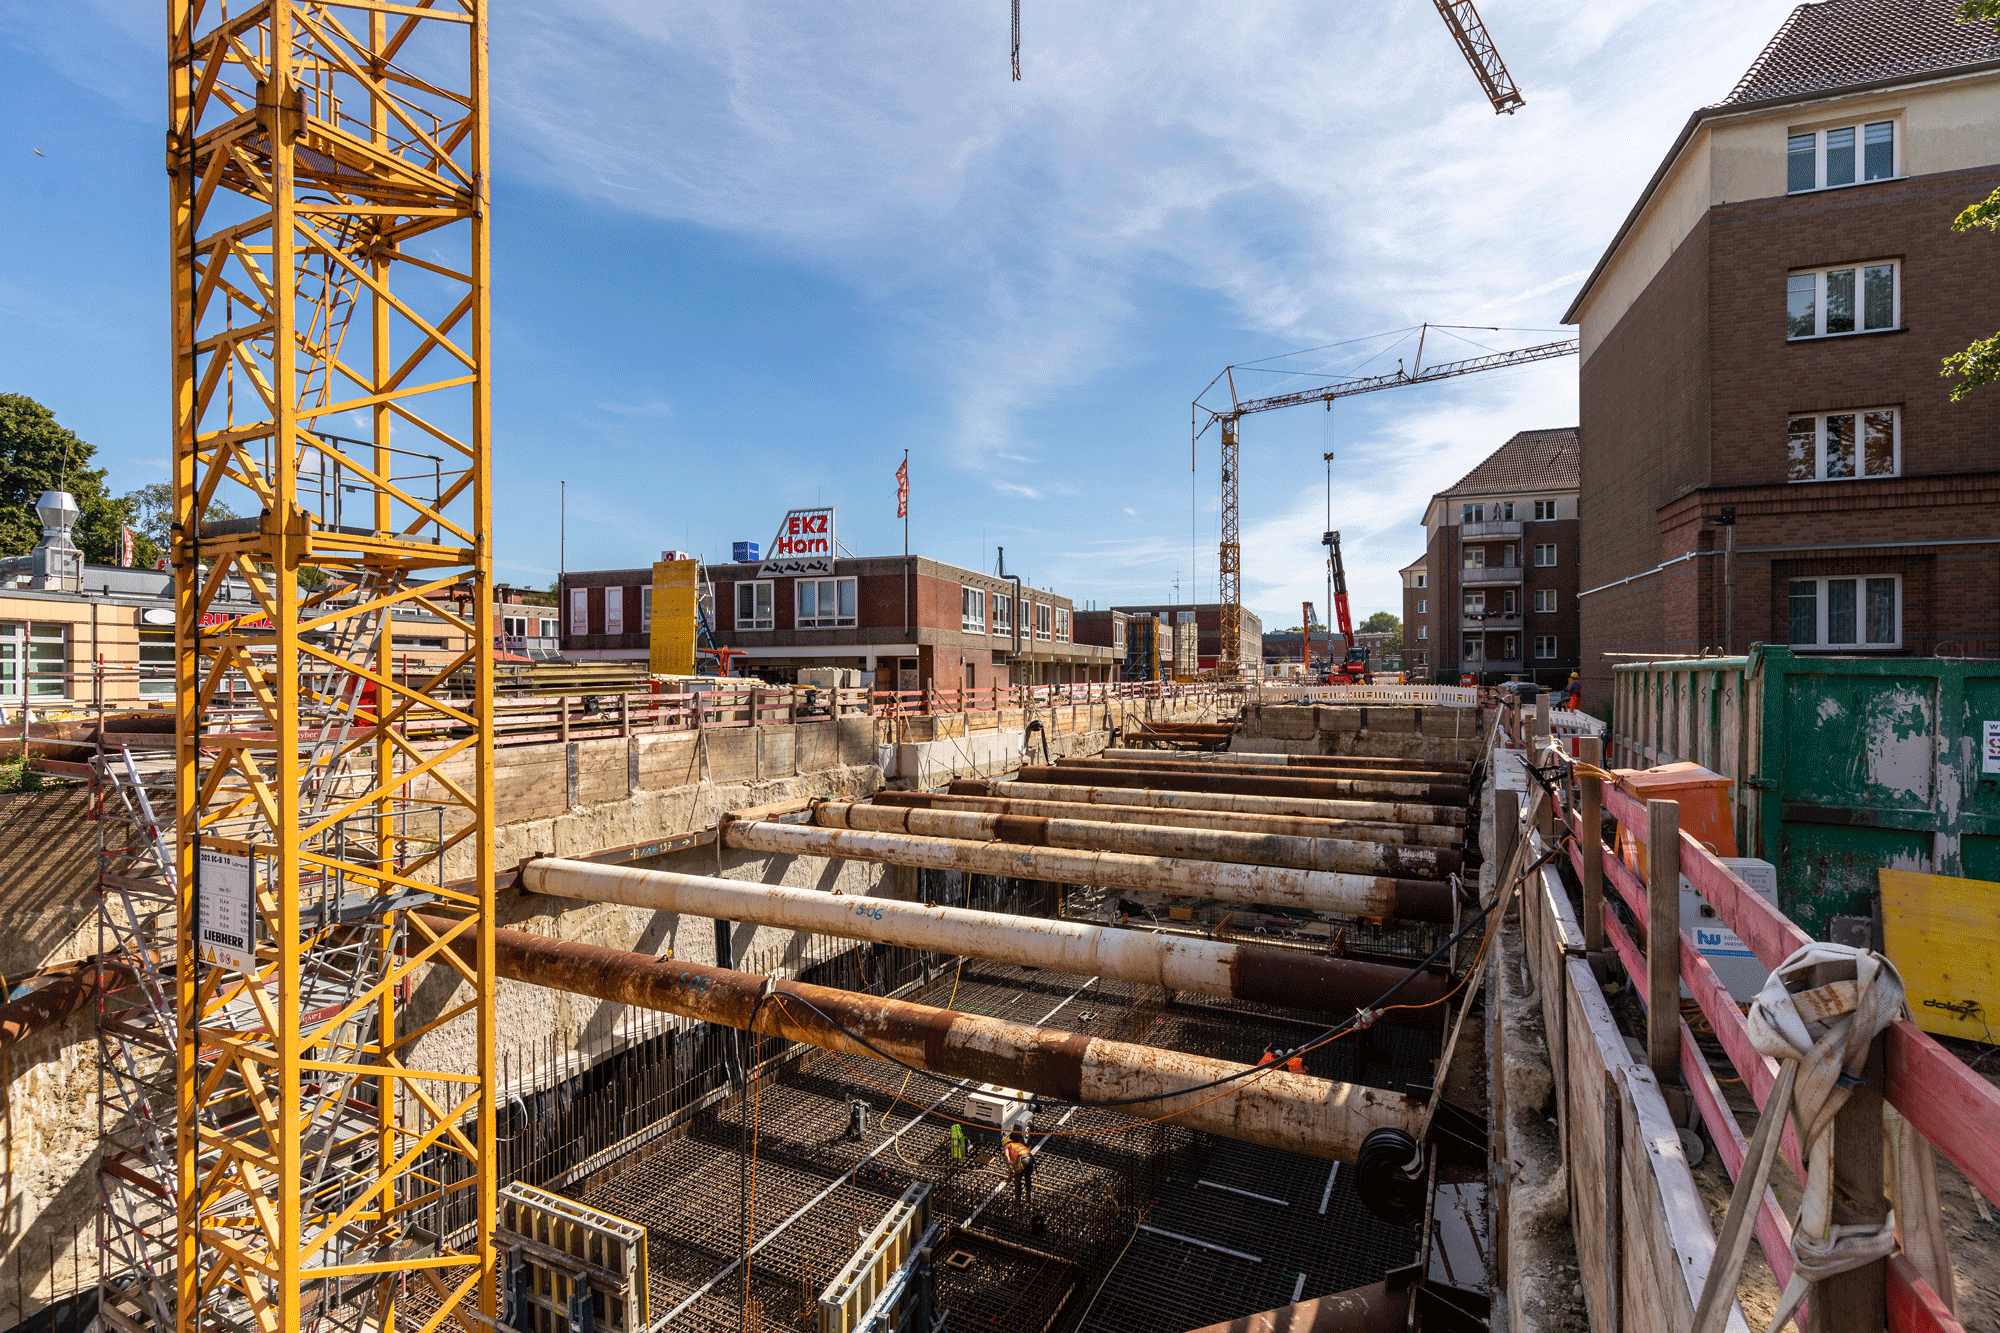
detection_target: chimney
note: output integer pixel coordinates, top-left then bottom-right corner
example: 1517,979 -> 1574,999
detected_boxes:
30,490 -> 83,593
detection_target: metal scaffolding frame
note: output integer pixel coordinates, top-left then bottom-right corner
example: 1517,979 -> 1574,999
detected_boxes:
158,3 -> 496,1329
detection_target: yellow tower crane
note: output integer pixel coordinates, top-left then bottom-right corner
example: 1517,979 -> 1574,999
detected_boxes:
1193,329 -> 1577,676
162,3 -> 497,1331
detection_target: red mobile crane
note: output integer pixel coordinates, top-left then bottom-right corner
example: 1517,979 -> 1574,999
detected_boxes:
1322,530 -> 1368,683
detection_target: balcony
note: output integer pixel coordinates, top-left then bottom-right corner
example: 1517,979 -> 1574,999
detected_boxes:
1460,611 -> 1523,632
1460,565 -> 1524,585
1464,658 -> 1525,674
1460,520 -> 1523,540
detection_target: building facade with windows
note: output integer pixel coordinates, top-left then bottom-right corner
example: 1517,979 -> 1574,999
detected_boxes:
1405,428 -> 1582,685
560,555 -> 1118,690
1563,0 -> 2000,703
1105,603 -> 1263,676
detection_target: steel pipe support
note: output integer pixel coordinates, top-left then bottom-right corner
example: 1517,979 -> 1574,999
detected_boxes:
956,779 -> 1467,829
518,857 -> 1448,1019
815,800 -> 1455,880
1014,764 -> 1470,806
720,817 -> 1454,923
416,914 -> 1424,1162
1095,749 -> 1467,777
872,789 -> 1462,850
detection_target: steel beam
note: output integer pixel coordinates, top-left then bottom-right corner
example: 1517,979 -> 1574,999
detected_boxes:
872,789 -> 1462,849
1096,748 -> 1469,775
955,778 -> 1467,828
720,818 -> 1454,923
518,857 -> 1448,1019
418,914 -> 1424,1162
815,800 -> 1454,880
1014,764 -> 1470,805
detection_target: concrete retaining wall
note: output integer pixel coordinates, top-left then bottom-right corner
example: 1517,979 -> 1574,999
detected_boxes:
1236,703 -> 1487,765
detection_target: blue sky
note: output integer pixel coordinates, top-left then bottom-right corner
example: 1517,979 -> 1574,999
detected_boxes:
1,1 -> 1795,628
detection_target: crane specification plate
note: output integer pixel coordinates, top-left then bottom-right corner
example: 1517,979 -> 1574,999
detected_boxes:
197,849 -> 257,972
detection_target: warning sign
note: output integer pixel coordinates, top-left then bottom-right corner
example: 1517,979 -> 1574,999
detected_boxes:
197,849 -> 257,972
1986,720 -> 2000,775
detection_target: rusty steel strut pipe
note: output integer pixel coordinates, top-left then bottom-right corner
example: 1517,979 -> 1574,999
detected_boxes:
1012,765 -> 1470,806
415,914 -> 1424,1162
518,857 -> 1449,1019
1094,749 -> 1469,777
812,799 -> 1455,880
956,778 -> 1466,828
871,789 -> 1464,851
719,818 -> 1454,923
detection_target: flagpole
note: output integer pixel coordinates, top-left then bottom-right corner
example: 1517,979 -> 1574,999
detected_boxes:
900,449 -> 910,639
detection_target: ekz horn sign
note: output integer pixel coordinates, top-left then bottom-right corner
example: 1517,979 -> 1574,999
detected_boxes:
757,507 -> 836,577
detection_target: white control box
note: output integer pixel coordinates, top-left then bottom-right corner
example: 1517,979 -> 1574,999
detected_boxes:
966,1084 -> 1031,1135
1680,857 -> 1779,1003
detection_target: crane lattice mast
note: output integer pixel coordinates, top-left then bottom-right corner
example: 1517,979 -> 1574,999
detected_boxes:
1433,0 -> 1525,114
1194,329 -> 1578,678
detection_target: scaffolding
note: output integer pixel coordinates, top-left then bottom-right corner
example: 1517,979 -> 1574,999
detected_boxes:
156,3 -> 497,1330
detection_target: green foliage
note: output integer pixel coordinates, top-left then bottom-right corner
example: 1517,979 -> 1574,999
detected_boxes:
1359,610 -> 1402,652
0,394 -> 137,564
1957,0 -> 2000,20
0,756 -> 52,794
123,479 -> 239,567
1944,185 -> 2000,401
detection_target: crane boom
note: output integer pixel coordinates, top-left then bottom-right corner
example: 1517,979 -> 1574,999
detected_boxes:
1192,329 -> 1578,680
1433,0 -> 1525,114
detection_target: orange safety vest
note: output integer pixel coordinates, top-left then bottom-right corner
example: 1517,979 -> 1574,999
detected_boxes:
1004,1140 -> 1030,1172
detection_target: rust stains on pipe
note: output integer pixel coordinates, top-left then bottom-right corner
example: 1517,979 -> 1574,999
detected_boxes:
416,913 -> 1424,1162
1094,750 -> 1468,779
720,818 -> 1454,923
814,800 -> 1456,880
954,779 -> 1467,829
0,958 -> 132,1051
1178,1281 -> 1410,1333
1014,765 -> 1469,806
518,858 -> 1448,1021
871,790 -> 1462,850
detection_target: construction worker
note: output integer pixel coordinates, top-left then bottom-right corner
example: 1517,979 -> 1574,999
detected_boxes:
1259,1048 -> 1305,1074
1004,1133 -> 1035,1204
948,1122 -> 969,1166
1564,671 -> 1583,712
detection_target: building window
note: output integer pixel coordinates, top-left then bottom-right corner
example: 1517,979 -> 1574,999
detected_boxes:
1056,608 -> 1070,642
1533,544 -> 1557,567
797,577 -> 857,628
1502,544 -> 1517,568
1534,589 -> 1557,613
1461,504 -> 1483,523
1535,635 -> 1557,659
1787,409 -> 1898,481
1787,261 -> 1898,339
1493,501 -> 1514,520
1532,499 -> 1558,521
139,627 -> 173,697
502,615 -> 529,637
1460,633 -> 1481,661
1463,547 -> 1485,569
641,588 -> 652,632
993,594 -> 1012,634
605,587 -> 625,636
1414,652 -> 1427,667
569,587 -> 588,635
961,585 -> 986,633
735,580 -> 774,630
0,623 -> 66,700
1416,625 -> 1427,640
1788,121 -> 1895,193
1415,574 -> 1426,588
539,617 -> 559,637
1789,575 -> 1899,649
1502,634 -> 1518,660
1416,599 -> 1427,614
1112,618 -> 1124,648
1035,603 -> 1052,641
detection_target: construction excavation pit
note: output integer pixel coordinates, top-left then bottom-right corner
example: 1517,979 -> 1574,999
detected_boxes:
378,712 -> 1497,1333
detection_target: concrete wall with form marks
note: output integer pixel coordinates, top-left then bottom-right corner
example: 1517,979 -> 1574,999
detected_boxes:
1611,645 -> 2000,937
1234,702 -> 1489,765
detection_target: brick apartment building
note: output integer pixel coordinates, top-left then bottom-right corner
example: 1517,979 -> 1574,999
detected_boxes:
1403,428 -> 1583,686
1106,603 -> 1264,675
1564,0 -> 2000,703
560,555 -> 1118,690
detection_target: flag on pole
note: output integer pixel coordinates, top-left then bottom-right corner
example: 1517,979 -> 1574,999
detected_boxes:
895,458 -> 909,519
156,556 -> 169,571
119,526 -> 135,568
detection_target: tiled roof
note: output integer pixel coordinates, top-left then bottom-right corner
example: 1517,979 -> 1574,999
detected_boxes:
1436,428 -> 1578,500
1719,0 -> 2000,106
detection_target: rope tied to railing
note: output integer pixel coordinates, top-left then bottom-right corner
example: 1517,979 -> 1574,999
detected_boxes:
1691,941 -> 1954,1333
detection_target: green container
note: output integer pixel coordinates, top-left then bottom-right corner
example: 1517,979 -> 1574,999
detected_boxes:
1611,647 -> 2000,938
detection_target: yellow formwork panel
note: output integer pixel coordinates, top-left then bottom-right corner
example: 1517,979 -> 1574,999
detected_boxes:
651,558 -> 699,677
1880,867 -> 2000,1039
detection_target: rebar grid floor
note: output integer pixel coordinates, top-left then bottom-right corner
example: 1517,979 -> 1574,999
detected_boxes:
565,960 -> 1436,1333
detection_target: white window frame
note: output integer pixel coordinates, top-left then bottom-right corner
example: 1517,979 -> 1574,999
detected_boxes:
1787,261 -> 1899,339
1460,633 -> 1482,661
992,594 -> 1012,635
1415,574 -> 1426,588
1416,599 -> 1427,614
1416,625 -> 1427,641
538,616 -> 559,637
961,585 -> 986,633
1533,544 -> 1558,568
1788,574 -> 1901,650
1035,603 -> 1052,642
797,577 -> 858,629
1462,547 -> 1485,569
139,626 -> 173,697
735,580 -> 774,631
1535,635 -> 1558,660
641,587 -> 652,632
568,587 -> 588,636
1533,589 -> 1557,613
1501,634 -> 1519,661
0,622 -> 67,701
1493,501 -> 1514,520
1460,503 -> 1483,524
1112,618 -> 1124,648
1055,607 -> 1070,643
1787,408 -> 1900,483
604,587 -> 624,636
1532,499 -> 1558,521
1787,120 -> 1897,194
502,615 -> 528,637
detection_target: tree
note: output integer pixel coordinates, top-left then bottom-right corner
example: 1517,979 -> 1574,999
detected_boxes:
124,480 -> 238,568
0,394 -> 140,564
1945,3 -> 2000,399
1359,610 -> 1402,653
